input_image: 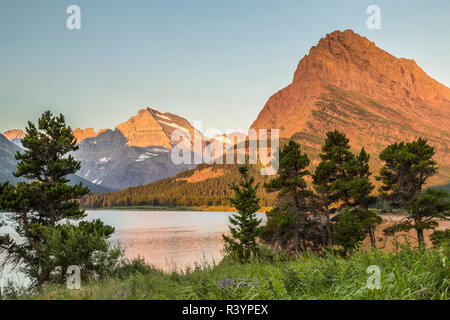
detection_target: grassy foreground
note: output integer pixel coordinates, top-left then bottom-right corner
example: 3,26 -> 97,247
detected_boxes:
14,243 -> 449,300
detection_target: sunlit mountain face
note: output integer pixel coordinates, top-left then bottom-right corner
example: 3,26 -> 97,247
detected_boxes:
251,30 -> 450,187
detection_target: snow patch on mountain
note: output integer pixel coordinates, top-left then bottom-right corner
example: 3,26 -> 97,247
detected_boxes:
150,147 -> 170,153
97,157 -> 112,164
136,152 -> 159,162
155,114 -> 171,121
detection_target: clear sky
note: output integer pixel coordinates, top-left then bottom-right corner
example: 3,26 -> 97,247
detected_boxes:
1,0 -> 449,133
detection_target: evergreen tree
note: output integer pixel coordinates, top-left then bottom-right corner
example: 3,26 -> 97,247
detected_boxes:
331,210 -> 366,255
377,138 -> 437,202
222,166 -> 261,261
312,130 -> 355,245
29,220 -> 121,284
0,111 -> 117,288
345,148 -> 375,207
430,229 -> 450,247
383,188 -> 449,246
353,209 -> 382,248
345,148 -> 381,248
264,140 -> 315,252
377,138 -> 440,246
314,134 -> 382,249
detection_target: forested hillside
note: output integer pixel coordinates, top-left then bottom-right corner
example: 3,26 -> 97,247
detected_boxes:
82,164 -> 278,208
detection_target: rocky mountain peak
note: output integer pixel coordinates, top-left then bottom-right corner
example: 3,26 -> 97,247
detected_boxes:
115,107 -> 171,148
3,129 -> 25,140
292,30 -> 450,104
115,107 -> 199,149
73,128 -> 108,143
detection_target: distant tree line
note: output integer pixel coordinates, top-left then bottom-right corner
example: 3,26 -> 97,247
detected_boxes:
81,164 -> 277,208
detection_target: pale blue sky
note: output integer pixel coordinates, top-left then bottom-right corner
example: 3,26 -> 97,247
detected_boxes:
1,0 -> 449,133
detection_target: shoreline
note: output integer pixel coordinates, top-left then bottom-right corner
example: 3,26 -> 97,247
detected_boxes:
83,205 -> 273,213
82,206 -> 426,215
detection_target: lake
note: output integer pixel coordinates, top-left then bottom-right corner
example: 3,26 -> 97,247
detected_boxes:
0,210 -> 266,287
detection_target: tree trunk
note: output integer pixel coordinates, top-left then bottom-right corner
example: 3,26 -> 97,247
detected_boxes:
293,227 -> 300,253
416,228 -> 425,248
37,263 -> 50,288
368,229 -> 376,248
323,194 -> 333,247
300,216 -> 307,251
320,222 -> 328,247
325,213 -> 332,246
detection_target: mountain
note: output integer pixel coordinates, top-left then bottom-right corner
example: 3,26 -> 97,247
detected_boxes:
3,129 -> 25,148
435,183 -> 450,193
2,128 -> 104,149
70,107 -> 202,190
3,129 -> 25,140
251,29 -> 450,186
72,129 -> 195,190
66,174 -> 115,194
0,133 -> 112,193
116,108 -> 202,149
73,128 -> 108,143
0,133 -> 23,183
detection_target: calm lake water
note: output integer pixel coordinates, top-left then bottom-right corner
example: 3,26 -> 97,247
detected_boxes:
0,210 -> 266,287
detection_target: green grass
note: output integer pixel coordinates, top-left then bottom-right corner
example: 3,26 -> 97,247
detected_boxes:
13,243 -> 449,300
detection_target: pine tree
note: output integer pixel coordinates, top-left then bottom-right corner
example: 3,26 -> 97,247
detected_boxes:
377,138 -> 440,246
264,140 -> 315,252
345,148 -> 381,248
0,111 -> 117,288
312,130 -> 355,245
346,148 -> 374,206
222,166 -> 262,262
430,228 -> 450,247
331,210 -> 367,255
